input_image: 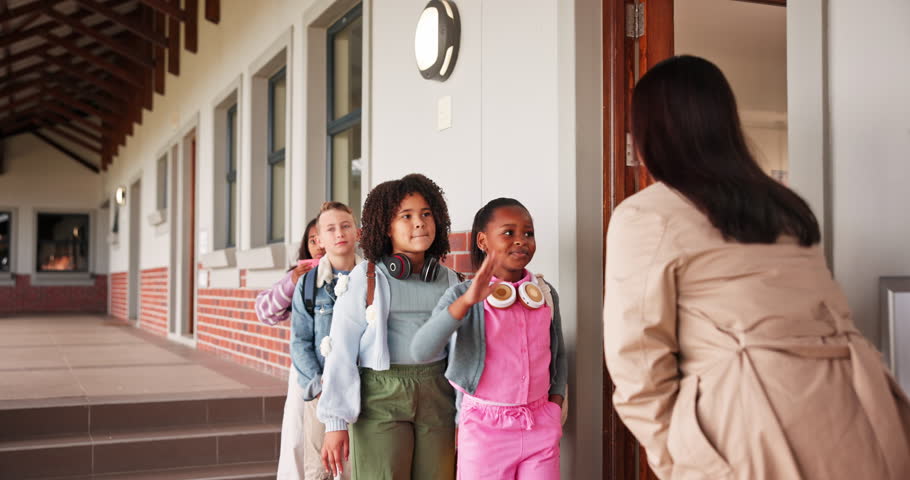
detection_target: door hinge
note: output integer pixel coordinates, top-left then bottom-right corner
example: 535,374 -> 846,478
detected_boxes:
626,3 -> 645,39
625,133 -> 639,166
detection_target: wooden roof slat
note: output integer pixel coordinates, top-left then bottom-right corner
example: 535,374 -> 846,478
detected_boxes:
37,120 -> 103,154
0,0 -> 56,24
75,0 -> 168,47
43,32 -> 144,88
32,130 -> 100,173
137,0 -> 185,22
205,0 -> 219,24
44,87 -> 119,125
44,102 -> 109,136
43,7 -> 155,70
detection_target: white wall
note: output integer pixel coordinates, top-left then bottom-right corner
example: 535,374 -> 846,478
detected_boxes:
0,134 -> 105,275
826,0 -> 910,345
371,1 -> 603,476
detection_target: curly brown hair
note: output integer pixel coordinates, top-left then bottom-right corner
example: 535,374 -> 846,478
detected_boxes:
360,173 -> 451,263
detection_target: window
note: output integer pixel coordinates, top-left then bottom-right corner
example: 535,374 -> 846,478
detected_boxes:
328,5 -> 363,221
156,155 -> 168,210
226,104 -> 238,248
0,211 -> 10,272
36,213 -> 89,273
268,67 -> 287,243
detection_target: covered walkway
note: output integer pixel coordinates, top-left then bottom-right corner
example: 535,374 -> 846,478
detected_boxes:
0,314 -> 286,479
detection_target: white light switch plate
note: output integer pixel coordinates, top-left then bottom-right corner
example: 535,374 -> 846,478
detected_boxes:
437,96 -> 452,131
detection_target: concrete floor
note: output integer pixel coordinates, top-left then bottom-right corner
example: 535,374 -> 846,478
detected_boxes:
0,314 -> 286,410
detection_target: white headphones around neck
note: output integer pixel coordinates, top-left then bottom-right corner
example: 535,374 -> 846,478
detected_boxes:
486,277 -> 545,310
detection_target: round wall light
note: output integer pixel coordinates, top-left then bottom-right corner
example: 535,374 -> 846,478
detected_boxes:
414,0 -> 460,81
115,186 -> 127,206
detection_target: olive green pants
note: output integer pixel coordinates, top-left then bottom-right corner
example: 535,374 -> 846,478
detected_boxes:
350,360 -> 456,480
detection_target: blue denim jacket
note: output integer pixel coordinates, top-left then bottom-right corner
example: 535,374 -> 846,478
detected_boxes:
290,256 -> 351,401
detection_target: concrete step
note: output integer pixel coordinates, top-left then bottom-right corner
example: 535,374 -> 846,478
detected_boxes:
0,395 -> 286,442
0,395 -> 286,480
38,461 -> 278,480
0,421 -> 281,479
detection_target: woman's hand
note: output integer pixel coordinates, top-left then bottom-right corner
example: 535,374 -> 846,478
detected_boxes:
548,394 -> 564,408
321,430 -> 349,477
448,252 -> 502,320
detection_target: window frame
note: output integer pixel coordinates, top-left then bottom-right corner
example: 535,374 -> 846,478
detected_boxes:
225,103 -> 238,248
156,154 -> 169,211
34,212 -> 91,274
0,209 -> 12,274
267,66 -> 287,244
326,3 -> 363,202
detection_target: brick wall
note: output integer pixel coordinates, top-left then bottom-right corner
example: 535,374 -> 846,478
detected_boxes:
441,231 -> 475,278
195,288 -> 291,377
0,275 -> 108,314
139,267 -> 168,336
110,272 -> 128,320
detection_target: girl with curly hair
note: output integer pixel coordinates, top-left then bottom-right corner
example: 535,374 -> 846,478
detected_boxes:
318,173 -> 461,480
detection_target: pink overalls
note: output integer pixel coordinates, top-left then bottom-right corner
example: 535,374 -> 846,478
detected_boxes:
455,271 -> 562,480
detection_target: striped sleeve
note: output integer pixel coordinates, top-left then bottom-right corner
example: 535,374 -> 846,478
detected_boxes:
254,271 -> 297,325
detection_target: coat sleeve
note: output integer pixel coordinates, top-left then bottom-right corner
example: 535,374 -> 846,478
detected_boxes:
290,274 -> 323,401
603,204 -> 681,480
254,271 -> 296,325
548,285 -> 569,398
317,264 -> 368,432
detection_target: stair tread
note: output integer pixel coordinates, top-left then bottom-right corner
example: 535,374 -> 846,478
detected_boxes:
39,461 -> 278,480
0,421 -> 281,452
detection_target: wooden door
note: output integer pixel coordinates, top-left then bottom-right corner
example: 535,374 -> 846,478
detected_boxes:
603,0 -> 673,478
188,137 -> 196,334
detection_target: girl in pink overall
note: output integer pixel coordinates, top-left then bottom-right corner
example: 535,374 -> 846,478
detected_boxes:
412,198 -> 568,480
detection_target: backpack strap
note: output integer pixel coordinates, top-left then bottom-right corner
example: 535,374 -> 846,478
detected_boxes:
303,268 -> 318,316
366,261 -> 376,307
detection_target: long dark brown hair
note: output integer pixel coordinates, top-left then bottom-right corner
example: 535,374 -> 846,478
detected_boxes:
632,55 -> 820,246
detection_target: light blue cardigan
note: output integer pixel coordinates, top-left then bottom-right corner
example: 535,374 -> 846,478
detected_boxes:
316,260 -> 460,432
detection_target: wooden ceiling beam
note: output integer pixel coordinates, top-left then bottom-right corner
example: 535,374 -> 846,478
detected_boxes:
45,110 -> 104,145
167,3 -> 179,75
205,0 -> 219,24
44,87 -> 120,125
0,89 -> 42,114
75,0 -> 168,47
137,0 -> 185,22
0,0 -> 57,24
36,120 -> 103,154
43,54 -> 132,101
44,102 -> 109,136
42,32 -> 144,88
43,7 -> 155,70
185,0 -> 198,53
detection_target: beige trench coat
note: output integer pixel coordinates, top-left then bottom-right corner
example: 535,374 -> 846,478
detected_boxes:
603,183 -> 910,480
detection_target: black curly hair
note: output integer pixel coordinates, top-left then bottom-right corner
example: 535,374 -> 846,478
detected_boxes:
360,173 -> 451,263
470,198 -> 529,269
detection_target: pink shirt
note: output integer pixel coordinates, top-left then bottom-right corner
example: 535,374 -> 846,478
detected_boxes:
471,270 -> 552,405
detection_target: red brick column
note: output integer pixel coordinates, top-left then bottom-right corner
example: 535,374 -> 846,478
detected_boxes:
139,267 -> 168,336
110,272 -> 128,320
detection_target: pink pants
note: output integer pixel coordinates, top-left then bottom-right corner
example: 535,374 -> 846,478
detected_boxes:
457,395 -> 562,480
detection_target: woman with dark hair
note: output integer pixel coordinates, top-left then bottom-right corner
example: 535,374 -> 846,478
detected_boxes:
603,55 -> 910,480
